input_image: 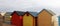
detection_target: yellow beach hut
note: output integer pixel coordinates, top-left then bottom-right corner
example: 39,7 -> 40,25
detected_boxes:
23,11 -> 38,26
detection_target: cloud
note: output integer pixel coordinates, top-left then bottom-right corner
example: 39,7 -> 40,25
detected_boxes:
0,0 -> 60,14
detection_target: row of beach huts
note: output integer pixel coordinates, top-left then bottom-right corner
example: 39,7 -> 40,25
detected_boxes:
0,9 -> 59,26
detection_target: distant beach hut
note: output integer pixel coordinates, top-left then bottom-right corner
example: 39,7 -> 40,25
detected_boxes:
4,12 -> 12,24
0,14 -> 3,26
58,15 -> 60,26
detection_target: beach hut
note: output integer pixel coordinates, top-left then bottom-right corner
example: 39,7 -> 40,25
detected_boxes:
0,14 -> 3,26
4,12 -> 12,24
11,11 -> 25,26
58,15 -> 60,26
37,9 -> 55,26
23,11 -> 38,26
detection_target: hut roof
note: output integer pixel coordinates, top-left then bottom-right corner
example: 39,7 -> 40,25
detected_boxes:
23,11 -> 38,17
0,14 -> 2,16
11,11 -> 25,16
4,12 -> 12,16
38,9 -> 56,16
12,11 -> 38,17
29,12 -> 38,17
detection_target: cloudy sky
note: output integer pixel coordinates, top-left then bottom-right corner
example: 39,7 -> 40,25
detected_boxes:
0,0 -> 60,15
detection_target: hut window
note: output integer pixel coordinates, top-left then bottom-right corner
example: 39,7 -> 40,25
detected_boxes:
27,14 -> 29,16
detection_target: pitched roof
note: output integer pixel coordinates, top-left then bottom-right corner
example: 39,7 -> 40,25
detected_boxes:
12,11 -> 38,17
38,9 -> 56,16
23,11 -> 38,17
4,12 -> 12,16
0,14 -> 2,16
29,12 -> 38,17
11,11 -> 25,16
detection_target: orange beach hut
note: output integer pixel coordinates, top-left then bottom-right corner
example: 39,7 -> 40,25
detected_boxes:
37,9 -> 55,26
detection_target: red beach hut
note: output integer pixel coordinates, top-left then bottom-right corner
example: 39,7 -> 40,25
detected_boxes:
11,11 -> 25,26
